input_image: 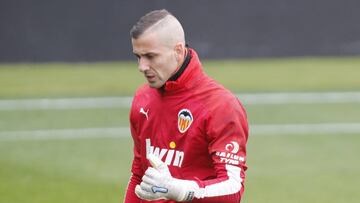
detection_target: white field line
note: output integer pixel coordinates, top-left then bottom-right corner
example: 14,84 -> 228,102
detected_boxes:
0,123 -> 359,141
1,92 -> 360,110
237,92 -> 360,104
251,123 -> 360,135
0,97 -> 133,110
0,127 -> 130,141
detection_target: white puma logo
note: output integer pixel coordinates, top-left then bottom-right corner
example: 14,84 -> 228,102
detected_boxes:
140,107 -> 149,120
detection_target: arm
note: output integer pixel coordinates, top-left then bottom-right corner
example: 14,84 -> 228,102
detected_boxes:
194,97 -> 248,202
124,104 -> 144,203
193,98 -> 248,202
190,148 -> 246,203
135,152 -> 244,202
124,174 -> 142,203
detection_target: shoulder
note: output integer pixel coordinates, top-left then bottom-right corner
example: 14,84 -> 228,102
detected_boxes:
199,80 -> 249,140
201,79 -> 243,111
132,84 -> 159,104
130,84 -> 154,118
133,84 -> 151,98
198,78 -> 247,124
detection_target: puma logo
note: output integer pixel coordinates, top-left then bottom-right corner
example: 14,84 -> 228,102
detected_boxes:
140,107 -> 149,120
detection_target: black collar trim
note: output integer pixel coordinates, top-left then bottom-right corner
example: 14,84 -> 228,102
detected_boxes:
168,48 -> 191,81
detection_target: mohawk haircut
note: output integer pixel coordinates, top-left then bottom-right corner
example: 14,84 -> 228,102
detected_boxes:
130,9 -> 172,39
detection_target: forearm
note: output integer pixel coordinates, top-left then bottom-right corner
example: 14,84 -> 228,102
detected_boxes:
192,192 -> 241,203
187,164 -> 244,202
170,177 -> 242,203
191,178 -> 243,203
135,152 -> 246,202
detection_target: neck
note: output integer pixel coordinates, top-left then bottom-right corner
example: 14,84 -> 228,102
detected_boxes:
168,48 -> 190,81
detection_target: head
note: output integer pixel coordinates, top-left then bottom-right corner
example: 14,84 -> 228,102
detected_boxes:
130,9 -> 186,88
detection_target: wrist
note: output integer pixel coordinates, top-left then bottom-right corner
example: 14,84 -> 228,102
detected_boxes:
171,178 -> 199,201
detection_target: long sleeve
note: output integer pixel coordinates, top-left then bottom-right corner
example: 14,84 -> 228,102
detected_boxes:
124,103 -> 144,203
124,173 -> 142,203
191,97 -> 248,203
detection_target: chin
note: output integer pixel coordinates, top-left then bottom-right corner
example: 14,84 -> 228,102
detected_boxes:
148,83 -> 161,89
151,82 -> 167,89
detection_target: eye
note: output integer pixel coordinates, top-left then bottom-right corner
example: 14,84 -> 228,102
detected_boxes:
145,54 -> 155,60
133,54 -> 140,60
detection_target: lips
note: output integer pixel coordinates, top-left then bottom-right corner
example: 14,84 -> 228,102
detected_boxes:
145,74 -> 155,82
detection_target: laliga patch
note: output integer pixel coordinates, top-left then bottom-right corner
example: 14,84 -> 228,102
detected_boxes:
178,109 -> 193,133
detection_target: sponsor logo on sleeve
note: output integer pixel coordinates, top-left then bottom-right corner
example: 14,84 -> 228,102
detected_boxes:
225,141 -> 239,153
177,109 -> 193,133
216,141 -> 245,165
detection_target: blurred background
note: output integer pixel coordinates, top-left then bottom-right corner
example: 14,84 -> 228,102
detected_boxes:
1,1 -> 360,203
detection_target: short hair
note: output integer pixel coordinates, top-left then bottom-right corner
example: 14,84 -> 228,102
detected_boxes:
130,9 -> 172,39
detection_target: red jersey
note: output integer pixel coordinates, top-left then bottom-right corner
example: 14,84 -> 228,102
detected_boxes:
124,49 -> 249,203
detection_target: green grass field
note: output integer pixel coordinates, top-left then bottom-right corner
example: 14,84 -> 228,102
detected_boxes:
1,57 -> 360,203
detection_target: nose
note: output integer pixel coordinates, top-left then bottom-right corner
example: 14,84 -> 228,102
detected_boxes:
138,58 -> 150,72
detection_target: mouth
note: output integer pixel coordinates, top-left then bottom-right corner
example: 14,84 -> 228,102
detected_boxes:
145,74 -> 156,82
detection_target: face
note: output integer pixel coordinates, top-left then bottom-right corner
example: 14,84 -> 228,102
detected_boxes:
132,32 -> 180,88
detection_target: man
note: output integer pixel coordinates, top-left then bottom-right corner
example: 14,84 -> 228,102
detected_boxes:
124,9 -> 249,203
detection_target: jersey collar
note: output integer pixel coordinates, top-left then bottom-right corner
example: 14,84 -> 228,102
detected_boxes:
162,48 -> 205,92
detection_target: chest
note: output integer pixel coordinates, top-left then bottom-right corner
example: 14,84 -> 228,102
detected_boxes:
136,95 -> 210,168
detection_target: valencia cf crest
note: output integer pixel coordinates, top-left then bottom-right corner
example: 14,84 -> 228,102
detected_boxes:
178,109 -> 193,133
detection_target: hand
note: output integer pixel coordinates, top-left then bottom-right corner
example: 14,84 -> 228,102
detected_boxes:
135,154 -> 199,202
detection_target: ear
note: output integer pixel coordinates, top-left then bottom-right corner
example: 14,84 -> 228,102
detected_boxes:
174,43 -> 185,63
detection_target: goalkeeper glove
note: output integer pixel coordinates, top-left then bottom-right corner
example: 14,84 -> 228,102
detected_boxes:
135,154 -> 200,202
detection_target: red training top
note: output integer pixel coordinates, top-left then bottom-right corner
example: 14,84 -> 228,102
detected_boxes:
124,49 -> 249,203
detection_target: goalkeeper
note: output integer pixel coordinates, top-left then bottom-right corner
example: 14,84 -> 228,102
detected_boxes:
124,9 -> 249,203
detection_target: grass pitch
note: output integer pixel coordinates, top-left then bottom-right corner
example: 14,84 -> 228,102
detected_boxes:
1,57 -> 360,203
1,57 -> 360,98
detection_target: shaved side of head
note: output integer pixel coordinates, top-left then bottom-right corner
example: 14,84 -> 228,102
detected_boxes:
130,9 -> 185,48
145,15 -> 185,48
